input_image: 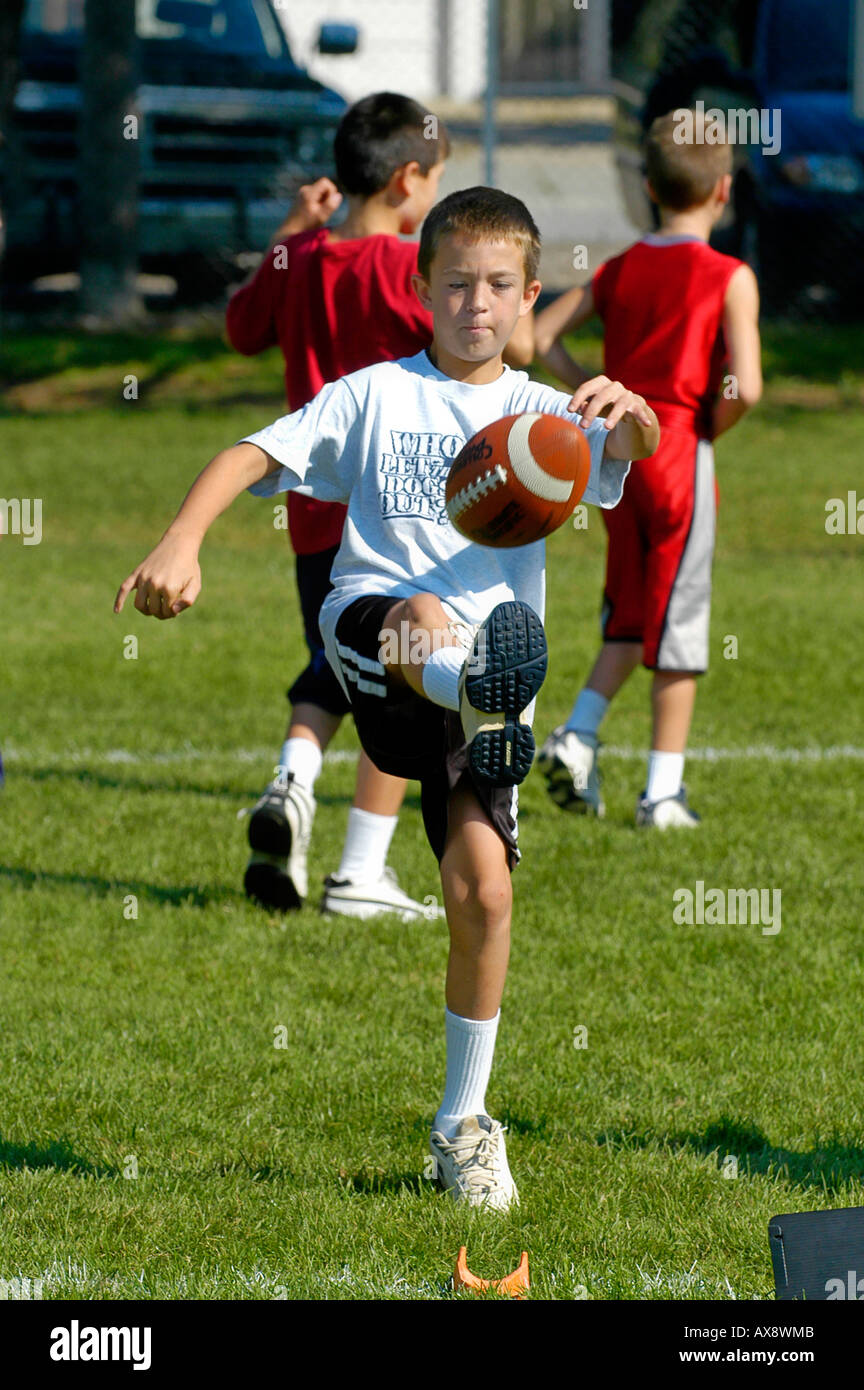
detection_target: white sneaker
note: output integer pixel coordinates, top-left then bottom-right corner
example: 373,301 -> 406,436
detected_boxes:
636,786 -> 701,829
429,1115 -> 519,1213
320,866 -> 445,923
536,725 -> 604,817
243,774 -> 316,909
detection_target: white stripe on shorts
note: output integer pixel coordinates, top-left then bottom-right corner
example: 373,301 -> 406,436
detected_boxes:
335,640 -> 388,699
656,439 -> 715,671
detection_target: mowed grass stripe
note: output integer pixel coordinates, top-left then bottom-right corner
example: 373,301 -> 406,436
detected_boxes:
6,743 -> 864,764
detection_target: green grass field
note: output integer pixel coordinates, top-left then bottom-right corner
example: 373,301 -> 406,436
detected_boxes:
1,326 -> 863,1300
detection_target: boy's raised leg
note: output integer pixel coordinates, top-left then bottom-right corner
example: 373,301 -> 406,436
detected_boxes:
382,592 -> 547,789
376,594 -> 533,1207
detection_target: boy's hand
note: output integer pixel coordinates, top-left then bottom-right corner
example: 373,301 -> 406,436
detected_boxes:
114,536 -> 201,619
567,375 -> 655,430
273,178 -> 343,241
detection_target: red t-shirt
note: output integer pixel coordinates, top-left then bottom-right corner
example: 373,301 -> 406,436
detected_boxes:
226,229 -> 433,553
592,237 -> 743,438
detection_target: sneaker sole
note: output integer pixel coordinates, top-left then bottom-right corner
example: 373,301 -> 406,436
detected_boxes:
463,602 -> 547,787
248,804 -> 293,857
543,757 -> 605,817
244,854 -> 303,911
320,893 -> 430,924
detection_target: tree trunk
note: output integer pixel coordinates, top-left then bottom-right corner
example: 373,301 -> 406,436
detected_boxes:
79,0 -> 142,324
0,0 -> 27,271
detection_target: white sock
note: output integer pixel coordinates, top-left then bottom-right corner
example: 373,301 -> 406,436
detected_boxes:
421,646 -> 465,712
433,1008 -> 500,1137
337,807 -> 397,883
277,737 -> 322,791
565,687 -> 609,735
646,750 -> 684,802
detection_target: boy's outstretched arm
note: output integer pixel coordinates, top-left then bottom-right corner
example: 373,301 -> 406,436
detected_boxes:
226,178 -> 343,356
712,264 -> 762,439
113,443 -> 277,619
534,283 -> 596,390
567,376 -> 660,461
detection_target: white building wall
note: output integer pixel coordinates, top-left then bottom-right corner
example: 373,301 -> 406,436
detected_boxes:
445,0 -> 488,101
273,0 -> 487,103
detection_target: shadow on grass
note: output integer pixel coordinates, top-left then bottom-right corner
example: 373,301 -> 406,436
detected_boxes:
340,1171 -> 426,1197
597,1117 -> 864,1192
0,1135 -> 118,1178
409,1111 -> 550,1141
760,323 -> 864,384
0,333 -> 230,389
22,765 -> 252,801
16,765 -> 424,813
0,864 -> 235,910
500,1111 -> 551,1139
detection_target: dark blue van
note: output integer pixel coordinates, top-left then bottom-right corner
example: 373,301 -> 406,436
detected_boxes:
613,0 -> 864,310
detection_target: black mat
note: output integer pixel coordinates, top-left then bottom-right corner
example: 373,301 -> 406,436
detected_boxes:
770,1207 -> 864,1300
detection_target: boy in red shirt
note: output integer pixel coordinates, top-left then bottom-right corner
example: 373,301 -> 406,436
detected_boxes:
226,93 -> 447,917
535,109 -> 762,825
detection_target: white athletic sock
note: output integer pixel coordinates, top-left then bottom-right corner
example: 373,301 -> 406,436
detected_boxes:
645,750 -> 684,803
433,1008 -> 500,1138
421,645 -> 465,712
277,737 -> 322,791
337,807 -> 397,883
565,687 -> 609,736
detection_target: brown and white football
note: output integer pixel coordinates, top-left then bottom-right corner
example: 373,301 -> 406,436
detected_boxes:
444,412 -> 591,548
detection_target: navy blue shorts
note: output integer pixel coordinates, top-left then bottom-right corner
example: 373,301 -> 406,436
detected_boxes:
332,595 -> 519,869
287,546 -> 352,717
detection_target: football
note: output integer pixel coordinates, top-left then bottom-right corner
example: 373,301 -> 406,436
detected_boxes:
445,412 -> 591,548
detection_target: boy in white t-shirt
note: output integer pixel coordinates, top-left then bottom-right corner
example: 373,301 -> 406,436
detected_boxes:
115,187 -> 659,1212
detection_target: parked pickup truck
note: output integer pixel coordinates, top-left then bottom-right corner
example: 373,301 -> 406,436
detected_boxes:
2,0 -> 358,297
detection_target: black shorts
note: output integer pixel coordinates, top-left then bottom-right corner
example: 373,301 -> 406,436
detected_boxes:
287,546 -> 352,717
332,595 -> 520,870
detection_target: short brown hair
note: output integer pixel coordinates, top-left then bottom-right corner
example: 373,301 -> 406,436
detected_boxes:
417,186 -> 541,282
334,92 -> 450,197
644,110 -> 732,211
